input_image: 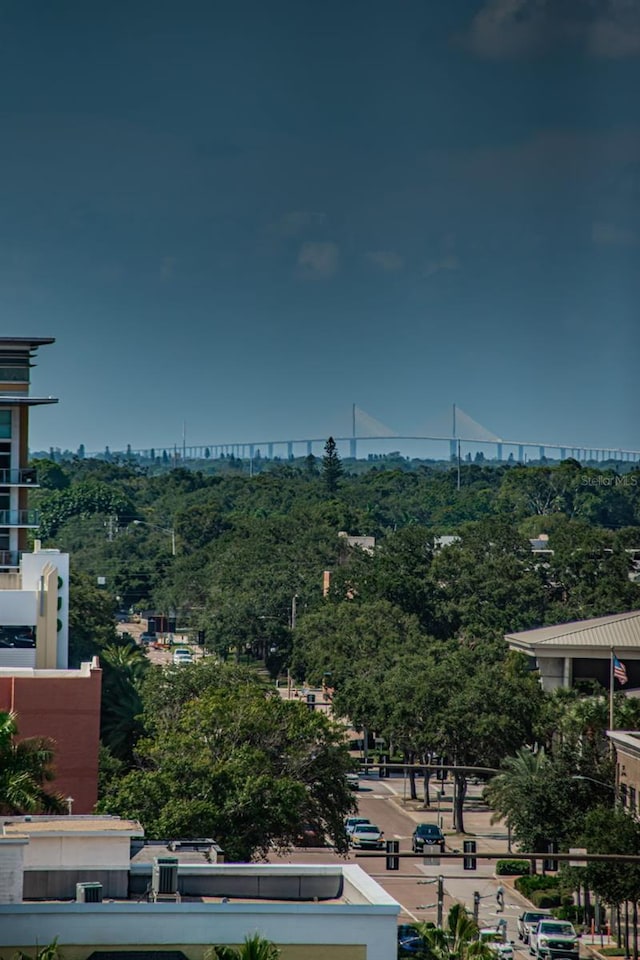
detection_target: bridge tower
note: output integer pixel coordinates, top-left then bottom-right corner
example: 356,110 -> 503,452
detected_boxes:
450,403 -> 457,459
350,403 -> 357,459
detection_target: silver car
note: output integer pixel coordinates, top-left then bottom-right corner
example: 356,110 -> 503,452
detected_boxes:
350,823 -> 384,849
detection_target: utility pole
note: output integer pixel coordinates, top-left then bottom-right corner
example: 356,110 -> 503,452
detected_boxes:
182,421 -> 187,463
437,875 -> 444,929
457,439 -> 461,491
291,594 -> 298,630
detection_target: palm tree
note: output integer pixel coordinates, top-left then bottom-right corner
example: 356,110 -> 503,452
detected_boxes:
483,746 -> 547,833
12,938 -> 62,960
100,642 -> 149,760
0,711 -> 65,814
412,905 -> 496,960
205,933 -> 280,960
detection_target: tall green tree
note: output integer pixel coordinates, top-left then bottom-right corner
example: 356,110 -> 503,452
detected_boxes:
322,437 -> 343,495
98,663 -> 355,860
100,642 -> 150,761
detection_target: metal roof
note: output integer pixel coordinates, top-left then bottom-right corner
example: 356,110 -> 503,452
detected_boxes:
506,610 -> 640,651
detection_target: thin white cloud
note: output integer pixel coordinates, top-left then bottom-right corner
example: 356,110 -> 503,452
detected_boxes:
465,0 -> 640,60
592,221 -> 637,246
297,241 -> 339,277
365,250 -> 404,272
423,254 -> 461,278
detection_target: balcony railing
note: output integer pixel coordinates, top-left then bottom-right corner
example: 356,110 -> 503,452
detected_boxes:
0,550 -> 20,567
0,468 -> 38,486
0,510 -> 39,527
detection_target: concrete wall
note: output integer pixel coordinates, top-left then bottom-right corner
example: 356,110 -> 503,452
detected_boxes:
23,869 -> 128,900
0,901 -> 396,960
536,656 -> 567,692
0,588 -> 37,622
0,839 -> 27,904
23,548 -> 69,669
22,834 -> 132,871
129,863 -> 344,901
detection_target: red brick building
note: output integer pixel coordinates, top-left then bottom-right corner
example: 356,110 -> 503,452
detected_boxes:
0,659 -> 102,813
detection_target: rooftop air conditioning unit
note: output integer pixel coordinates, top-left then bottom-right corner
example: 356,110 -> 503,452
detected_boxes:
152,856 -> 179,897
76,881 -> 103,903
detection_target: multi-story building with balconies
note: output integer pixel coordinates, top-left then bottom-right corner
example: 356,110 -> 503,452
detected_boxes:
0,338 -> 101,813
0,337 -> 57,570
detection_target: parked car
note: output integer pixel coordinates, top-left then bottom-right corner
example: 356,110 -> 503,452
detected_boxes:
295,822 -> 325,846
345,817 -> 371,836
350,823 -> 384,849
518,912 -> 553,945
398,924 -> 427,956
173,648 -> 194,665
411,822 -> 445,853
346,772 -> 360,790
139,632 -> 156,645
529,920 -> 579,960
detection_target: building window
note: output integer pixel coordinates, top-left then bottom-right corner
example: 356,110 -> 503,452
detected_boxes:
630,787 -> 637,813
0,411 -> 10,440
0,626 -> 36,649
620,783 -> 628,808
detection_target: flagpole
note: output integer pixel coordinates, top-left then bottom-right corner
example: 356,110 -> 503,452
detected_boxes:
609,648 -> 615,754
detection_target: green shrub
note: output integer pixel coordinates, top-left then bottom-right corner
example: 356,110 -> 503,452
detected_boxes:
496,859 -> 530,876
515,875 -> 561,896
531,889 -> 562,909
552,905 -> 585,923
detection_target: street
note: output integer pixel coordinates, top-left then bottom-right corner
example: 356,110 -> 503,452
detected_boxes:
269,769 -> 530,951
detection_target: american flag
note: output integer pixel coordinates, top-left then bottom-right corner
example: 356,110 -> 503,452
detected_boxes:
613,654 -> 628,686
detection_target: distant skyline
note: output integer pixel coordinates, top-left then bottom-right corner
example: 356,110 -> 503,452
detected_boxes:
5,0 -> 638,454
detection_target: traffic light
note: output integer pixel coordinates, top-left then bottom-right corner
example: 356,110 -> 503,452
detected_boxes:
496,886 -> 504,912
197,629 -> 206,644
386,839 -> 399,871
473,891 -> 480,922
463,839 -> 477,870
543,841 -> 558,873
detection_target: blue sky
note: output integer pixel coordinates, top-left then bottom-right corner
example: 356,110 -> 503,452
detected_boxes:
7,0 -> 640,455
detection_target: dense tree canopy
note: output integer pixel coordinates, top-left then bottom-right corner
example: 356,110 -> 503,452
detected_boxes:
99,661 -> 355,860
32,454 -> 640,853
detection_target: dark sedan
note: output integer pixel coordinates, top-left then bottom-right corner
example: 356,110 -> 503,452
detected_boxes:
411,822 -> 445,853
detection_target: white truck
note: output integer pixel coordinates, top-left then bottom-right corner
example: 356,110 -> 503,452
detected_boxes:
529,919 -> 580,960
517,911 -> 553,945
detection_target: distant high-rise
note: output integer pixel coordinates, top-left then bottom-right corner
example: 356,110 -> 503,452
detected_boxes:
0,338 -> 57,569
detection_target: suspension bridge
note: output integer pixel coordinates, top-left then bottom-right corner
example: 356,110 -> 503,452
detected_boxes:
114,405 -> 640,465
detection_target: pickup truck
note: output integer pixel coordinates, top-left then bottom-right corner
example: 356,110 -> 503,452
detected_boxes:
517,911 -> 553,945
529,920 -> 579,960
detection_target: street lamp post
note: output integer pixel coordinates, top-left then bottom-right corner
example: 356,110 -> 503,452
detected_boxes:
132,519 -> 176,556
571,774 -> 616,792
